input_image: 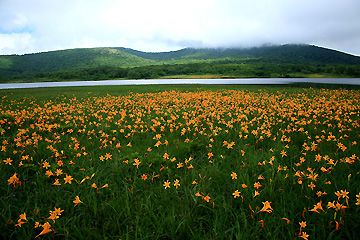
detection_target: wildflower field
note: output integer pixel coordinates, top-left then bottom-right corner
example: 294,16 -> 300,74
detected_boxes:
1,85 -> 360,239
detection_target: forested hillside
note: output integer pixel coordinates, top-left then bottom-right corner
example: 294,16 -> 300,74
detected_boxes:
117,44 -> 360,64
0,48 -> 154,76
0,44 -> 360,82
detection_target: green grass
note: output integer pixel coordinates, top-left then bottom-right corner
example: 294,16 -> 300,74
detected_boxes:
1,85 -> 360,239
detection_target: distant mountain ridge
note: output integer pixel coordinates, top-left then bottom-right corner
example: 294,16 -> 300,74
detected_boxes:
115,45 -> 360,64
0,44 -> 360,81
0,48 -> 155,73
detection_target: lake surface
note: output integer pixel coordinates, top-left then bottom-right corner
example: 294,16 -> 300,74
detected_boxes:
0,78 -> 360,89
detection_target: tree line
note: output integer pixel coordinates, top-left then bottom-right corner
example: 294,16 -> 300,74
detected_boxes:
1,61 -> 360,82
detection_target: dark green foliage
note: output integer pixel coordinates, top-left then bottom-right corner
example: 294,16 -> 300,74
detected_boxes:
2,62 -> 360,83
0,48 -> 153,80
0,44 -> 360,82
116,44 -> 360,65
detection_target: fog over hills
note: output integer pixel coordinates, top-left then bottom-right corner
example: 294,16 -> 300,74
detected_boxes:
0,44 -> 359,82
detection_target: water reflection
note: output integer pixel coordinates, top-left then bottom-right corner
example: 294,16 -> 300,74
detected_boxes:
0,78 -> 360,89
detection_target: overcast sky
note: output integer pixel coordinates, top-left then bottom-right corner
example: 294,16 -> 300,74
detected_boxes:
1,0 -> 360,56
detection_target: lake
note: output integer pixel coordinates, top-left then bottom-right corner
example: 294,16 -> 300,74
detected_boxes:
0,78 -> 360,89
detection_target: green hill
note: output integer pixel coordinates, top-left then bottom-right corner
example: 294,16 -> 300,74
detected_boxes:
116,44 -> 360,64
0,44 -> 360,82
0,48 -> 155,76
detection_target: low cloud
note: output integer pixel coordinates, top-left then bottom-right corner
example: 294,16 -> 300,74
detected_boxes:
0,0 -> 359,56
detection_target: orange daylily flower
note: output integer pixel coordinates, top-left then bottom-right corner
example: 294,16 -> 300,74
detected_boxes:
133,158 -> 141,168
335,189 -> 349,201
19,212 -> 27,221
105,153 -> 112,160
35,222 -> 52,238
315,154 -> 322,162
203,195 -> 211,202
233,190 -> 241,198
299,221 -> 306,229
73,196 -> 83,206
42,161 -> 50,169
177,162 -> 184,168
254,182 -> 262,190
45,170 -> 54,177
163,180 -> 171,189
53,179 -> 61,186
47,212 -> 59,223
3,158 -> 12,165
55,168 -> 63,176
309,201 -> 324,213
308,182 -> 316,190
15,219 -> 27,227
259,201 -> 273,213
64,174 -> 73,184
299,231 -> 309,240
231,172 -> 237,181
141,174 -> 148,180
52,207 -> 64,216
173,179 -> 180,189
163,153 -> 169,159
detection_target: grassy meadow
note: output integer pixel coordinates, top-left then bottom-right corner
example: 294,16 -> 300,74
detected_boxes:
1,84 -> 360,239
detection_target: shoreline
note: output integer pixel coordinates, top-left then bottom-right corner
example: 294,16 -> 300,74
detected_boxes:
0,78 -> 360,89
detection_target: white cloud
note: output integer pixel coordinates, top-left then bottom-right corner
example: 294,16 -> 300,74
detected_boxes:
0,0 -> 359,56
0,32 -> 35,54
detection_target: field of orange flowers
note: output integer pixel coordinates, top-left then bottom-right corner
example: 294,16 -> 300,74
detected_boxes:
1,86 -> 360,239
